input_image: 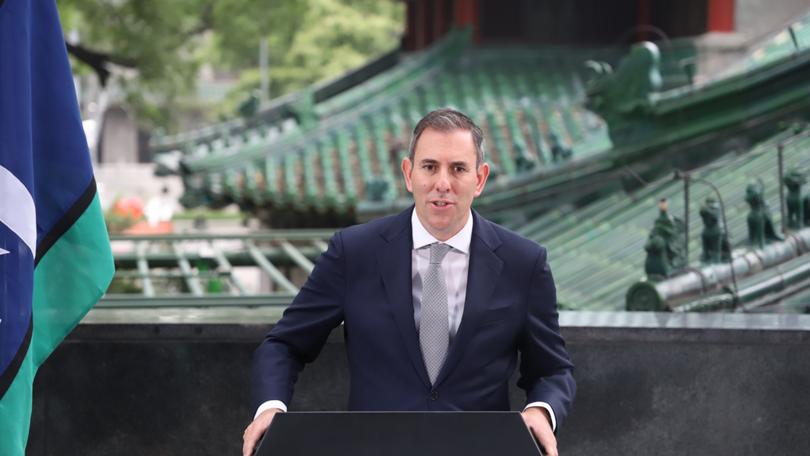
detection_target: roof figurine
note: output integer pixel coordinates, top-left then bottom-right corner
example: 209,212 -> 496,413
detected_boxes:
644,198 -> 686,279
699,197 -> 731,263
514,144 -> 537,173
783,169 -> 807,230
745,180 -> 782,248
238,89 -> 262,119
547,132 -> 572,163
289,89 -> 317,130
364,177 -> 390,203
805,192 -> 810,228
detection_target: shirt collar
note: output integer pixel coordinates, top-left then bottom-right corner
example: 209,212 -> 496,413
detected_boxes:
411,208 -> 473,255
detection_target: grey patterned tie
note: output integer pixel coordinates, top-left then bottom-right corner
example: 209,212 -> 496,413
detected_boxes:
420,243 -> 452,385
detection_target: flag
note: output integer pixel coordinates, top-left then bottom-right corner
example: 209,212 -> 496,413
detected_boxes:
0,0 -> 115,453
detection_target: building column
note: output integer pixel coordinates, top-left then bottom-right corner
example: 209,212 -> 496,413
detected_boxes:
453,0 -> 480,43
707,0 -> 735,32
401,0 -> 416,50
432,0 -> 449,44
636,0 -> 652,42
415,0 -> 431,49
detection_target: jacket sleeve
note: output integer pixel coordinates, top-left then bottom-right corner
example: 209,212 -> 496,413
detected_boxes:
251,231 -> 347,410
517,247 -> 576,429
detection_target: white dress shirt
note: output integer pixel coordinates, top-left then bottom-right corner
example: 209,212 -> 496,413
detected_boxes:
256,209 -> 557,431
410,208 -> 472,340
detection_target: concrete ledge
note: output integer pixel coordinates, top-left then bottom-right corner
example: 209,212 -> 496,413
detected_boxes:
561,310 -> 810,330
82,308 -> 810,329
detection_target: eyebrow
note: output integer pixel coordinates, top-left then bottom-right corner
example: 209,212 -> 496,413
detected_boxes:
418,159 -> 471,167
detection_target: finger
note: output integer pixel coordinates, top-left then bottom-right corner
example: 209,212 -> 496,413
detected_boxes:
242,436 -> 253,456
539,437 -> 558,456
242,425 -> 259,456
530,429 -> 553,455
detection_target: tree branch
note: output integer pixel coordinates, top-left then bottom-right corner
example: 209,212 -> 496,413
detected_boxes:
65,42 -> 136,87
64,1 -> 214,87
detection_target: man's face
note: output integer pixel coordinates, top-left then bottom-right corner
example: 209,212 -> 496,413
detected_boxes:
401,128 -> 490,241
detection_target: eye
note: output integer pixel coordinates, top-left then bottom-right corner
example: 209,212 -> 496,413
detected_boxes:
422,163 -> 436,172
454,165 -> 467,173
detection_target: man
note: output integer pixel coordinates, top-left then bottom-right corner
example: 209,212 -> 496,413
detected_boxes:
243,108 -> 575,456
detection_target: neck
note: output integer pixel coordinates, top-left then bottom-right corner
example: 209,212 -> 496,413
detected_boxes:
418,211 -> 470,242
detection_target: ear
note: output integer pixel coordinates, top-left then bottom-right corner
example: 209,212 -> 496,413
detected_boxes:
401,157 -> 414,193
473,162 -> 490,197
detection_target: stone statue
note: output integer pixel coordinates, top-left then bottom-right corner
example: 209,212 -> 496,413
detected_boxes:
783,169 -> 806,230
699,197 -> 731,263
745,180 -> 782,248
644,198 -> 686,278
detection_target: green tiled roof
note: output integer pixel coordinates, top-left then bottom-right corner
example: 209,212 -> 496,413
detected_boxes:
161,13 -> 810,237
167,32 -> 616,223
156,29 -> 469,172
516,128 -> 810,311
113,130 -> 810,311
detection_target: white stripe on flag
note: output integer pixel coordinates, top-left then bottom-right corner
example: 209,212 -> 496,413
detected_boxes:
0,165 -> 37,257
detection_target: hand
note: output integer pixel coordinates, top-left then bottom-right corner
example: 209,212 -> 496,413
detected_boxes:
521,407 -> 557,456
242,408 -> 281,456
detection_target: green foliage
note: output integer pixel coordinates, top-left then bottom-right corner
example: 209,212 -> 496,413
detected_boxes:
59,0 -> 404,129
107,276 -> 143,294
270,0 -> 404,93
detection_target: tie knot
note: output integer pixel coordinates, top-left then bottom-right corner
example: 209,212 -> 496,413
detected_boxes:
429,243 -> 452,264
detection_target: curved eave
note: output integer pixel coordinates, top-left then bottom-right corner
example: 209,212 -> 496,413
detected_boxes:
653,47 -> 810,113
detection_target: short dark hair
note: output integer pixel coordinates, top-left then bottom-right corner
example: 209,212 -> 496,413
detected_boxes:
408,108 -> 485,167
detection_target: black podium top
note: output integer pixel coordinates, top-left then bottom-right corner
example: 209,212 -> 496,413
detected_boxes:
255,411 -> 542,456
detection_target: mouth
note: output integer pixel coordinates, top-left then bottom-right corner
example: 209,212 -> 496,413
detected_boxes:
429,200 -> 454,209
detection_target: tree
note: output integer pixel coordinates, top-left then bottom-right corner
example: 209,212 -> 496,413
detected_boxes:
59,0 -> 403,130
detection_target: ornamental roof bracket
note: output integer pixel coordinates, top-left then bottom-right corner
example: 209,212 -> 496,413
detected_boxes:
585,41 -> 662,145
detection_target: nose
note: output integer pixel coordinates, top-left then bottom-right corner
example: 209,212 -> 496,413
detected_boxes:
434,169 -> 451,193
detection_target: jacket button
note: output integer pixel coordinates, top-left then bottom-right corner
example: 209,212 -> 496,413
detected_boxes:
430,391 -> 438,401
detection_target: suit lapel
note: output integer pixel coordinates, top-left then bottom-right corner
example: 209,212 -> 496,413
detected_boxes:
377,208 -> 432,388
435,212 -> 503,387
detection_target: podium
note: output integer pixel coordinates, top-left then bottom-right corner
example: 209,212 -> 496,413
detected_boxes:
255,411 -> 543,456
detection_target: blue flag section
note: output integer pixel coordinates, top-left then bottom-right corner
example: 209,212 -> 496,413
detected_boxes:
0,219 -> 34,398
0,0 -> 115,453
0,0 -> 40,406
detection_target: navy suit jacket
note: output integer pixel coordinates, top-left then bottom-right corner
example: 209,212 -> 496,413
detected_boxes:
253,208 -> 576,427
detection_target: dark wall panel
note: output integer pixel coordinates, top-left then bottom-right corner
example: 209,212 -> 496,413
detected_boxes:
29,323 -> 810,455
478,0 -> 708,45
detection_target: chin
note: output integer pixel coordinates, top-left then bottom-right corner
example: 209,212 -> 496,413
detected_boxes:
427,220 -> 454,235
